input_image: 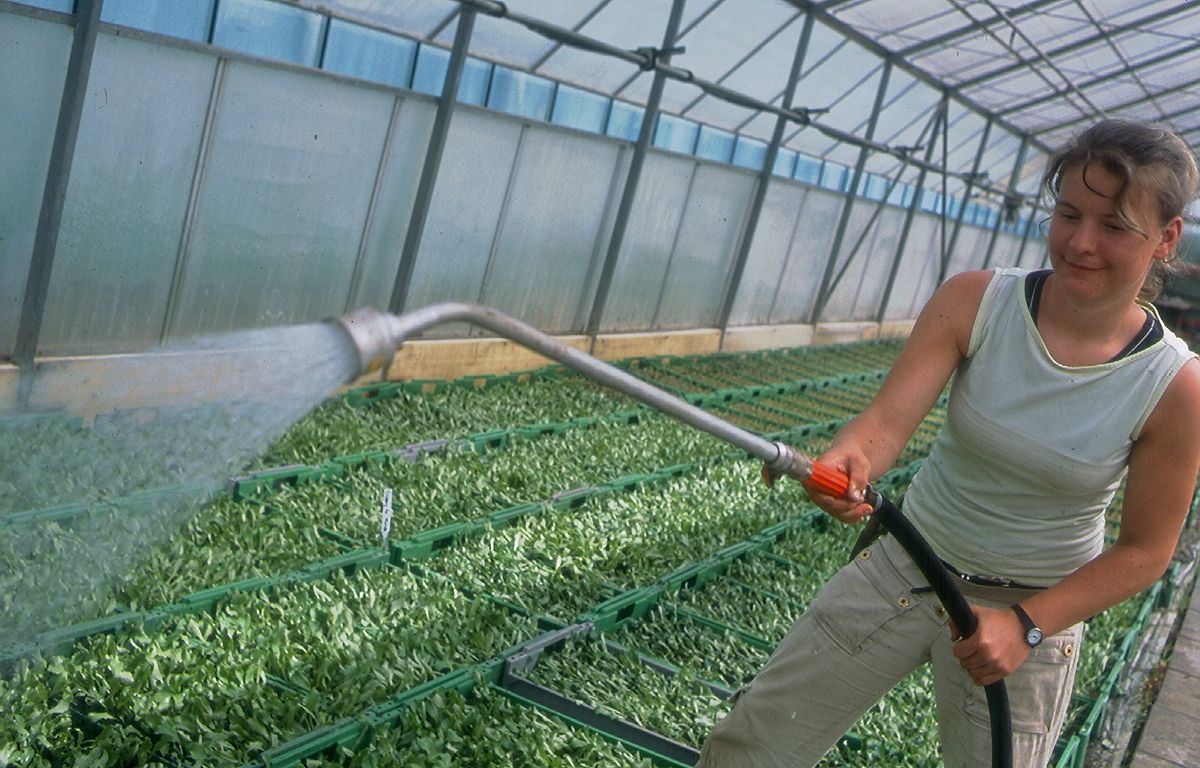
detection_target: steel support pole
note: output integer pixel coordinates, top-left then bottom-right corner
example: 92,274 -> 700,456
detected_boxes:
583,0 -> 689,344
809,60 -> 892,324
387,8 -> 477,315
981,135 -> 1029,271
715,12 -> 815,340
15,0 -> 104,405
875,96 -> 948,323
936,119 -> 993,285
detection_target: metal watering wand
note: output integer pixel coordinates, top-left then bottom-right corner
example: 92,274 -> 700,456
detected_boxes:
330,302 -> 1013,768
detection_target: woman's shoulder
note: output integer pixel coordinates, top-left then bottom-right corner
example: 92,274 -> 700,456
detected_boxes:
916,271 -> 998,358
1141,357 -> 1200,445
944,269 -> 999,292
936,269 -> 999,310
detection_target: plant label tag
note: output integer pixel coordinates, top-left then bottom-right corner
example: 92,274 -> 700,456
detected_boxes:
381,487 -> 393,545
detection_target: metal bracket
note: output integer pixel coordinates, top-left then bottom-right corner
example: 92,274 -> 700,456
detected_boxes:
635,44 -> 686,71
502,622 -> 593,680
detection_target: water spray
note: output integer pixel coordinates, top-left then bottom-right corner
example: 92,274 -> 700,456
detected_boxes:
329,301 -> 1013,768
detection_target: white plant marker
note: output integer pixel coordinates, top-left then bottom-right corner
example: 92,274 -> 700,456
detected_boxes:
381,487 -> 393,546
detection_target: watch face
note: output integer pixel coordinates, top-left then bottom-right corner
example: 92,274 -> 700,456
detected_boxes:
1026,628 -> 1044,647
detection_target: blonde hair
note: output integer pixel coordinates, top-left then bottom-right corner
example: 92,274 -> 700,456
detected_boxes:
1042,120 -> 1199,301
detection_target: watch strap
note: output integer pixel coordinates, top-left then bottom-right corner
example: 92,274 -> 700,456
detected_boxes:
1011,603 -> 1042,647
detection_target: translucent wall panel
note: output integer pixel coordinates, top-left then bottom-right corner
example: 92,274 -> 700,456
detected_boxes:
478,125 -> 620,334
850,206 -> 909,320
881,214 -> 944,322
944,224 -> 994,280
727,182 -> 811,326
349,96 -> 436,313
769,188 -> 845,324
0,11 -> 71,359
653,164 -> 753,330
988,229 -> 1033,271
170,63 -> 393,338
1016,226 -> 1049,271
101,0 -> 216,43
39,33 -> 215,354
600,153 -> 694,332
817,201 -> 907,322
405,110 -> 524,327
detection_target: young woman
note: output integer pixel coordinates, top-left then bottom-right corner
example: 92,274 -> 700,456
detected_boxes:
698,120 -> 1200,767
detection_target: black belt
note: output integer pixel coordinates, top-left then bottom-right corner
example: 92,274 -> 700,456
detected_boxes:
941,560 -> 1046,591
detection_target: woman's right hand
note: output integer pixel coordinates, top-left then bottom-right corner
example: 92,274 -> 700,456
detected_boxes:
803,446 -> 875,524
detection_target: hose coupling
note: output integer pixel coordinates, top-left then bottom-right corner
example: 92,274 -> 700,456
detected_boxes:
766,441 -> 814,483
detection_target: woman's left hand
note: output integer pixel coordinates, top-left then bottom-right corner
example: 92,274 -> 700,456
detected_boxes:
950,605 -> 1031,686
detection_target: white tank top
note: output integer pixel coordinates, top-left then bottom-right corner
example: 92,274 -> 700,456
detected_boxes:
904,268 -> 1195,586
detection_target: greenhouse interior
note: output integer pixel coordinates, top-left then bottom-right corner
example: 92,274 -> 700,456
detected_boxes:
4,0 -> 1200,765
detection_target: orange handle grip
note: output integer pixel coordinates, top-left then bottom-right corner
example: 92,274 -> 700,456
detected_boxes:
803,460 -> 851,499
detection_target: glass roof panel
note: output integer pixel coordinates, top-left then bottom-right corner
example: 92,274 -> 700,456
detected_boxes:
311,0 -> 1200,174
671,0 -> 803,96
875,70 -> 945,151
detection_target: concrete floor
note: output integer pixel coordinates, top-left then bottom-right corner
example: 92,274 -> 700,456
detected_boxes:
1127,585 -> 1200,767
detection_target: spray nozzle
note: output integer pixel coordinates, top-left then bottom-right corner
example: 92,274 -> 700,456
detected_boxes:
328,308 -> 405,380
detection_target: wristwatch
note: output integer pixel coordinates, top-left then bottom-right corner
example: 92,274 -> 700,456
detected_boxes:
1011,604 -> 1043,648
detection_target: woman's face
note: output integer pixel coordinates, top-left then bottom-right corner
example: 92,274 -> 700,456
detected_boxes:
1047,162 -> 1181,303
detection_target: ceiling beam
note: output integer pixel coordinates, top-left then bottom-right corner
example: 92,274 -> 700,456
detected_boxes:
997,38 -> 1200,117
954,3 -> 1195,89
898,0 -> 1063,58
1027,72 -> 1200,137
781,0 -> 1049,155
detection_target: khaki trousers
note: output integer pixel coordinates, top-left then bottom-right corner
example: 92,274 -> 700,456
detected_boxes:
696,534 -> 1082,767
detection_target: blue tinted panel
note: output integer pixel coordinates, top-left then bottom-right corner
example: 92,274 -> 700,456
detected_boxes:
412,44 -> 446,94
860,173 -> 889,201
695,125 -> 734,163
412,44 -> 491,104
323,18 -> 416,88
551,83 -> 610,133
819,162 -> 848,191
919,190 -> 941,213
653,114 -> 698,154
773,148 -> 797,178
458,57 -> 491,105
606,100 -> 643,141
732,136 -> 767,170
487,65 -> 553,121
212,0 -> 323,67
12,0 -> 71,11
794,154 -> 822,185
887,181 -> 910,207
102,0 -> 214,41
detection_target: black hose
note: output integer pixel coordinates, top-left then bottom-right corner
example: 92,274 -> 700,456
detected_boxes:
869,489 -> 1013,768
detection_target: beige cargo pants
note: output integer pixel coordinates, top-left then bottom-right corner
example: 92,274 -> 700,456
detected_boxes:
696,533 -> 1082,767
